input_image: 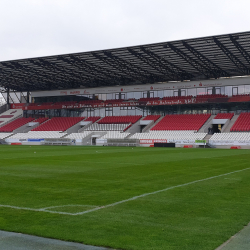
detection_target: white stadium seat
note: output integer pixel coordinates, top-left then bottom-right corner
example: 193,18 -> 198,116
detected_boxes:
8,131 -> 67,139
0,133 -> 13,139
65,131 -> 92,139
100,131 -> 130,139
130,130 -> 206,141
209,132 -> 250,144
85,123 -> 129,131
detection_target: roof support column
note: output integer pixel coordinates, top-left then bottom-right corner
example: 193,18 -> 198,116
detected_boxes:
6,87 -> 10,105
27,91 -> 30,103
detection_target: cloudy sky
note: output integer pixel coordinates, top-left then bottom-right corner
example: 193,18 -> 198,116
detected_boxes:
0,0 -> 250,62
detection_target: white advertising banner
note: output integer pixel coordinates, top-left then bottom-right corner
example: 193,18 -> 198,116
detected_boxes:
210,140 -> 250,146
168,139 -> 196,144
139,139 -> 196,145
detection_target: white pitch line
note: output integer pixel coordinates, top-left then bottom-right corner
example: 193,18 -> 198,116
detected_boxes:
42,204 -> 98,210
0,167 -> 250,216
75,167 -> 250,215
0,204 -> 75,215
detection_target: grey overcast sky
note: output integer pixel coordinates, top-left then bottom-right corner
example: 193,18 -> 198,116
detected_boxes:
0,0 -> 250,62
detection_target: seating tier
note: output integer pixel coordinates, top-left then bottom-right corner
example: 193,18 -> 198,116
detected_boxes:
33,118 -> 49,124
32,117 -> 84,131
230,113 -> 250,132
130,130 -> 206,140
65,131 -> 92,139
85,123 -> 129,131
0,133 -> 13,139
214,113 -> 234,120
85,116 -> 101,123
143,115 -> 161,122
9,131 -> 66,139
98,116 -> 142,124
151,114 -> 211,131
0,109 -> 23,127
210,132 -> 250,143
139,97 -> 160,102
100,131 -> 130,139
0,117 -> 35,132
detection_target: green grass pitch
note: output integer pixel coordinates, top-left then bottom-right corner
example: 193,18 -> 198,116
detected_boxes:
0,145 -> 250,250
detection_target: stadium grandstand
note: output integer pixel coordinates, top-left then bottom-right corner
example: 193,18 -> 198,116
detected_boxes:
1,31 -> 250,148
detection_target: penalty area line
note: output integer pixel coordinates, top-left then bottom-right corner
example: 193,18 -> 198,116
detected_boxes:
0,167 -> 250,216
0,204 -> 76,215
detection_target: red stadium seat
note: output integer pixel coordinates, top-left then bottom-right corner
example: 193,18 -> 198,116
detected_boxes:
0,117 -> 35,132
151,114 -> 211,131
32,117 -> 85,131
230,113 -> 250,132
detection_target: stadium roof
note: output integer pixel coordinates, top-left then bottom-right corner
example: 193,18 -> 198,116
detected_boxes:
0,31 -> 250,92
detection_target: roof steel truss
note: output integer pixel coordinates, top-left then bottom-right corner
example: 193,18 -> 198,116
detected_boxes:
0,31 -> 250,92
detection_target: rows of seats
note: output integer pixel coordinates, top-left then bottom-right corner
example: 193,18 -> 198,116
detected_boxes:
230,113 -> 250,132
196,94 -> 227,98
162,96 -> 192,100
228,94 -> 250,102
33,118 -> 49,124
0,115 -> 13,118
0,117 -> 35,132
151,114 -> 210,131
100,131 -> 130,139
130,131 -> 206,140
84,116 -> 101,123
8,131 -> 66,139
104,99 -> 124,103
98,115 -> 142,124
65,131 -> 92,139
32,117 -> 84,131
139,97 -> 160,102
214,113 -> 234,119
143,115 -> 161,122
209,132 -> 250,143
85,123 -> 129,131
0,133 -> 13,139
0,109 -> 23,127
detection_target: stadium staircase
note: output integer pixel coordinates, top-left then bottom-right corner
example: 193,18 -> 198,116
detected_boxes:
141,120 -> 154,133
13,122 -> 34,134
198,115 -> 215,133
0,117 -> 35,132
78,117 -> 102,133
143,116 -> 164,132
140,115 -> 162,133
66,118 -> 86,134
32,117 -> 85,131
125,118 -> 142,134
203,134 -> 213,141
223,114 -> 239,133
